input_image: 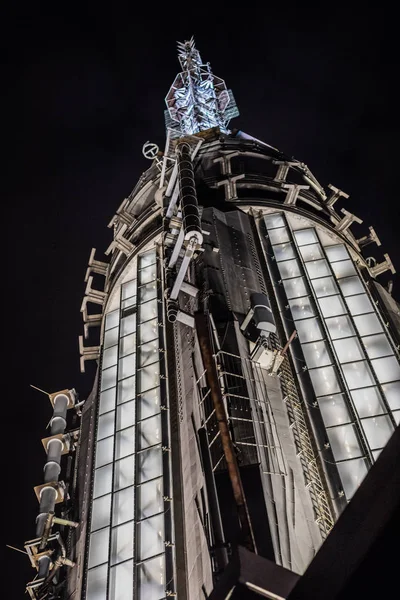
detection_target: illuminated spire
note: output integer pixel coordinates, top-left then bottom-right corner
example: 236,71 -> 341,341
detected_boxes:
165,37 -> 239,137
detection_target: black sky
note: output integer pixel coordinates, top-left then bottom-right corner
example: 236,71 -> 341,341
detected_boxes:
5,4 -> 398,596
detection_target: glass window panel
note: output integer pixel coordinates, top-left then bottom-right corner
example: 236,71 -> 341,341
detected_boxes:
138,414 -> 162,449
116,400 -> 135,431
277,258 -> 302,279
325,244 -> 349,262
120,333 -> 136,357
346,294 -> 374,316
294,228 -> 318,246
336,458 -> 368,500
139,318 -> 159,344
309,366 -> 341,396
333,337 -> 364,363
273,242 -> 296,262
264,213 -> 285,229
353,313 -> 383,336
138,362 -> 160,393
137,446 -> 163,483
86,564 -> 108,600
137,477 -> 163,520
114,455 -> 135,492
305,259 -> 330,279
338,276 -> 365,297
115,426 -> 135,460
139,249 -> 157,268
295,318 -> 324,343
121,313 -> 137,337
91,494 -> 111,532
98,411 -> 115,440
372,448 -> 383,461
138,555 -> 165,600
325,315 -> 355,340
122,279 -> 137,300
95,437 -> 114,468
362,415 -> 394,450
351,387 -> 386,418
326,424 -> 362,461
122,296 -> 137,311
101,366 -> 117,391
139,340 -> 159,367
99,387 -> 116,415
103,334 -> 119,358
117,376 -> 135,405
393,411 -> 400,425
105,310 -> 119,331
298,243 -> 324,262
318,394 -> 351,427
342,361 -> 375,390
318,295 -> 347,318
311,276 -> 338,298
138,387 -> 161,420
104,327 -> 119,349
363,334 -> 393,359
110,522 -> 134,566
88,527 -> 109,568
282,277 -> 308,299
302,341 -> 331,368
139,299 -> 158,323
288,296 -> 316,320
382,381 -> 400,410
371,356 -> 400,384
118,354 -> 136,380
331,260 -> 357,279
109,560 -> 133,600
94,464 -> 113,499
112,486 -> 134,526
137,513 -> 164,561
268,227 -> 290,245
139,281 -> 158,303
139,264 -> 157,285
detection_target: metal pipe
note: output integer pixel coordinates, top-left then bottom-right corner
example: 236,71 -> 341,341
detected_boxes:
176,141 -> 203,246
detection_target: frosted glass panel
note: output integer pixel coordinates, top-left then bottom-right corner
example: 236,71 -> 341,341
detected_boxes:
309,366 -> 341,396
139,414 -> 162,449
318,295 -> 347,318
294,229 -> 318,246
338,276 -> 365,297
363,334 -> 392,359
318,394 -> 351,427
98,411 -> 115,440
137,477 -> 163,520
371,356 -> 400,383
139,249 -> 157,268
325,245 -> 349,262
326,424 -> 362,460
138,387 -> 161,420
86,564 -> 107,600
137,446 -> 163,483
116,400 -> 135,430
112,486 -> 134,526
288,296 -> 316,320
138,555 -> 165,600
333,337 -> 364,363
264,213 -> 285,229
325,315 -> 355,339
122,296 -> 136,311
139,281 -> 158,303
110,522 -> 134,566
121,314 -> 137,337
393,411 -> 400,425
139,299 -> 158,323
268,227 -> 290,245
105,310 -> 119,331
353,313 -> 383,336
278,258 -> 302,279
139,264 -> 157,285
273,242 -> 296,262
342,361 -> 375,389
117,376 -> 135,405
331,260 -> 356,279
299,243 -> 324,262
337,458 -> 368,499
372,449 -> 383,461
95,437 -> 114,468
361,415 -> 394,449
101,366 -> 117,391
122,279 -> 137,300
139,319 -> 158,344
139,340 -> 159,367
103,346 -> 118,369
311,277 -> 338,298
305,259 -> 330,279
120,333 -> 136,357
91,494 -> 111,531
119,354 -> 136,380
115,426 -> 135,460
302,341 -> 331,368
114,455 -> 135,491
282,277 -> 308,299
99,387 -> 116,415
346,294 -> 374,316
138,363 -> 160,393
94,464 -> 113,499
137,513 -> 164,560
382,381 -> 400,410
104,327 -> 118,349
88,527 -> 109,568
351,387 -> 386,418
295,318 -> 324,343
109,560 -> 133,600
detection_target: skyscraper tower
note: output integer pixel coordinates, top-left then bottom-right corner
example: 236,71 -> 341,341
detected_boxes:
25,38 -> 400,600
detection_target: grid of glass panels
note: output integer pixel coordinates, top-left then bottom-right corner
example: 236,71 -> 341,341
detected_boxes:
86,248 -> 166,600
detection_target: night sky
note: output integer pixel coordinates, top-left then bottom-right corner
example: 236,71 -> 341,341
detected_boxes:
6,5 -> 398,597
